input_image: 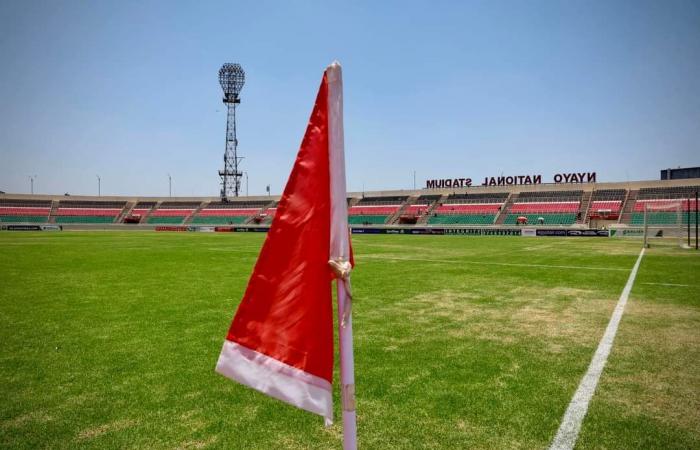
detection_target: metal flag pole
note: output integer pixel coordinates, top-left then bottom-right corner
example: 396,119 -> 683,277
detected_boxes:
337,279 -> 357,450
326,61 -> 357,450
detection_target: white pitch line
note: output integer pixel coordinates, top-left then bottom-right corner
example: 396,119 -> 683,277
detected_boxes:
641,282 -> 690,287
549,247 -> 645,450
358,255 -> 630,272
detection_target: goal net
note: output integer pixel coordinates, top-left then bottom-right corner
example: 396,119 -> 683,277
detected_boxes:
642,200 -> 694,248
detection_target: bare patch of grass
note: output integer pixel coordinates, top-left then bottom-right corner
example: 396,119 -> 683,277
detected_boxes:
1,410 -> 54,428
76,418 -> 138,441
176,436 -> 218,449
379,286 -> 614,351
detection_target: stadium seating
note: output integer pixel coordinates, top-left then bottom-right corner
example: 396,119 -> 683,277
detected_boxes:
501,191 -> 582,225
348,196 -> 406,218
401,195 -> 440,216
348,205 -> 401,215
509,202 -> 579,213
0,199 -> 52,223
630,212 -> 698,226
503,213 -> 577,225
427,192 -> 507,226
189,200 -> 270,225
145,201 -> 201,224
637,185 -> 699,200
428,214 -> 496,225
348,196 -> 408,218
348,215 -> 388,225
626,187 -> 699,226
53,201 -> 125,224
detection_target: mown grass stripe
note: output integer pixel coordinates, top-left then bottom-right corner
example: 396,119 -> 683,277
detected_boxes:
359,254 -> 630,272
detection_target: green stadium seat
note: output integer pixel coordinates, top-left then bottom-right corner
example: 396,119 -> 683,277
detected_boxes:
630,212 -> 698,226
147,216 -> 186,224
0,216 -> 48,223
348,215 -> 388,225
55,216 -> 115,223
427,214 -> 496,225
503,213 -> 576,225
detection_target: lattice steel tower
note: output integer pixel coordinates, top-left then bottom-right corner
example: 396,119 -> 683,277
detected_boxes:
218,63 -> 245,199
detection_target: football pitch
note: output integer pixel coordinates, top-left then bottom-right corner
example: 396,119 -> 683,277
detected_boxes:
1,232 -> 698,449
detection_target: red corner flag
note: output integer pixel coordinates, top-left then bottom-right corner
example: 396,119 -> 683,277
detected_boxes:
216,62 -> 353,426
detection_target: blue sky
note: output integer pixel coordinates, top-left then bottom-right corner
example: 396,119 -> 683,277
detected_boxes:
1,0 -> 698,196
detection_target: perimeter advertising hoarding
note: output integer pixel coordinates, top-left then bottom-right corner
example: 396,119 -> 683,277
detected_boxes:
351,227 -> 521,235
609,228 -> 644,238
535,229 -> 609,237
1,224 -> 63,231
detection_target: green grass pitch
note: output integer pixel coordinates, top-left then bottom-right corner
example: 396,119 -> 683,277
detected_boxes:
1,232 -> 698,449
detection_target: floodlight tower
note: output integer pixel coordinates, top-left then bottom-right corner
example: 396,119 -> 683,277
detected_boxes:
218,63 -> 246,199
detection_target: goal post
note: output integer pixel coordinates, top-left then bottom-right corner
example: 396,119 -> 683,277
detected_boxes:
642,200 -> 688,248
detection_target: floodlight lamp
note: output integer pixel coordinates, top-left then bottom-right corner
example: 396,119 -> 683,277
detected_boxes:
219,63 -> 245,101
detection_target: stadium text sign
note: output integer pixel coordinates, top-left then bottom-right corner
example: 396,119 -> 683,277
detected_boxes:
425,171 -> 596,189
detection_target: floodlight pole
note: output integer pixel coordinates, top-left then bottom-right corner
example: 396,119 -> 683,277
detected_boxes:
168,174 -> 172,197
29,175 -> 36,195
218,63 -> 245,200
97,175 -> 101,197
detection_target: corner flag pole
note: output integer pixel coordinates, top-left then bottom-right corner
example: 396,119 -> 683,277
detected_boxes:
338,280 -> 357,450
327,61 -> 358,450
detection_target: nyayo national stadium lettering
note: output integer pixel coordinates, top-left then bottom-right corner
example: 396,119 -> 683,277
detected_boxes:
425,172 -> 596,188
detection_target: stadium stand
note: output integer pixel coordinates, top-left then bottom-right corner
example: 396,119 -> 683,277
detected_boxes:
125,201 -> 157,223
148,201 -> 201,224
629,186 -> 699,225
2,179 -> 698,230
54,200 -> 126,224
397,195 -> 441,224
503,190 -> 582,225
190,200 -> 271,225
348,196 -> 407,225
0,199 -> 51,223
428,192 -> 507,225
587,189 -> 625,220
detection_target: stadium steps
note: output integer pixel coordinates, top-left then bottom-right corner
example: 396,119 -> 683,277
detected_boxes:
576,191 -> 592,225
116,202 -> 136,223
48,200 -> 59,223
417,195 -> 446,225
619,189 -> 638,224
183,201 -> 208,225
141,201 -> 161,223
244,201 -> 276,225
387,196 -> 416,225
494,193 -> 516,225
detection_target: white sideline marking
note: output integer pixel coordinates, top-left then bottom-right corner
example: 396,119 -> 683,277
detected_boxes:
358,255 -> 630,272
641,282 -> 690,287
549,247 -> 645,450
